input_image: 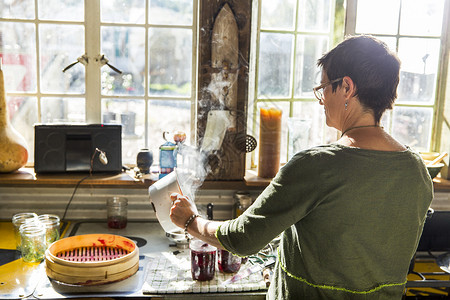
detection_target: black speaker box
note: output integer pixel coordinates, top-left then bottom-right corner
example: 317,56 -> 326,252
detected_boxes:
34,124 -> 122,174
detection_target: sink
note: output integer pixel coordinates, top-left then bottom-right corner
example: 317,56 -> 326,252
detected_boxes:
67,220 -> 173,255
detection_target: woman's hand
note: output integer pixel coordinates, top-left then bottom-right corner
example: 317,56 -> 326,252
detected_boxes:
170,193 -> 224,249
169,193 -> 199,229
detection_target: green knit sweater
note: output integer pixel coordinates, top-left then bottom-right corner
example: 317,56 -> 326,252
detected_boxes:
217,144 -> 433,299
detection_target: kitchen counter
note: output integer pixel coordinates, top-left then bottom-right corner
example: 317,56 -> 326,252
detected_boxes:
2,218 -> 450,298
0,220 -> 267,299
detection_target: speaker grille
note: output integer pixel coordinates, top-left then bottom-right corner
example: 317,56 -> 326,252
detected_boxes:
34,124 -> 122,173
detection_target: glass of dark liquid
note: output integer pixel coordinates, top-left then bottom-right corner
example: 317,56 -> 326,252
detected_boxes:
107,197 -> 128,229
190,239 -> 216,281
217,249 -> 242,273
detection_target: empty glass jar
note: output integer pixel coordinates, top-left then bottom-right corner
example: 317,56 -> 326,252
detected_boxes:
12,212 -> 38,252
38,214 -> 60,247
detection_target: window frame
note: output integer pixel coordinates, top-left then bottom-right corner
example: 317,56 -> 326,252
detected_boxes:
1,0 -> 199,165
249,0 -> 338,169
2,0 -> 450,171
344,0 -> 450,153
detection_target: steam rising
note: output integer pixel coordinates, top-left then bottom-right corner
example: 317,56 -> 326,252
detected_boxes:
176,144 -> 210,201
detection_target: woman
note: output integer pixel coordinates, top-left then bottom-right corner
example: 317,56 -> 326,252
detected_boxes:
170,35 -> 433,299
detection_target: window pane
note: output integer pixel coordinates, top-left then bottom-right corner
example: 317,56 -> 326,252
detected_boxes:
149,28 -> 192,97
7,96 -> 38,162
0,0 -> 34,19
294,35 -> 328,97
38,0 -> 84,21
101,26 -> 145,96
39,24 -> 85,94
392,107 -> 433,151
373,36 -> 397,52
148,100 -> 191,165
355,0 -> 400,35
298,0 -> 332,32
397,38 -> 440,104
400,0 -> 444,36
102,99 -> 145,164
261,0 -> 296,30
149,0 -> 193,26
41,97 -> 85,123
0,22 -> 36,92
292,101 -> 338,146
380,110 -> 392,132
287,117 -> 311,159
101,0 -> 145,24
258,33 -> 293,98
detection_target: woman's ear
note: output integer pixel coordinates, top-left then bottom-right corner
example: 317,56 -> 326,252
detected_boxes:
342,76 -> 356,98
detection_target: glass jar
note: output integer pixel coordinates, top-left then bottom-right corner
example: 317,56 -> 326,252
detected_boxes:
38,214 -> 60,247
217,249 -> 242,273
12,212 -> 38,252
190,239 -> 216,281
19,222 -> 46,263
107,197 -> 128,229
234,191 -> 253,218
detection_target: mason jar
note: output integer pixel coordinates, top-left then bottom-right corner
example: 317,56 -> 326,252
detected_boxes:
38,214 -> 60,247
19,222 -> 46,263
107,197 -> 128,229
12,212 -> 38,252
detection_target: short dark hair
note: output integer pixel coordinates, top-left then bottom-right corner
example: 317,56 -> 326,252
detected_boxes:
317,35 -> 401,122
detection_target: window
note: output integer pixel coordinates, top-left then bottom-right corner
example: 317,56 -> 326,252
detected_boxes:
0,0 -> 196,165
2,0 -> 450,172
346,0 -> 448,152
250,0 -> 338,167
250,0 -> 450,169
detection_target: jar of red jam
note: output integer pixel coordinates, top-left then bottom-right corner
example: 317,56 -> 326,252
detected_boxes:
218,249 -> 242,273
106,197 -> 128,229
190,239 -> 216,281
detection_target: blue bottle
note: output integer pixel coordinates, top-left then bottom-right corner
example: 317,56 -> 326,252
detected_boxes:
159,141 -> 177,179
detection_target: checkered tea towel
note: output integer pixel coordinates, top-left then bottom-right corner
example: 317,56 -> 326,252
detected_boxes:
142,250 -> 267,294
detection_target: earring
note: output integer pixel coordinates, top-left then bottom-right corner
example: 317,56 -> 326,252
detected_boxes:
344,101 -> 348,110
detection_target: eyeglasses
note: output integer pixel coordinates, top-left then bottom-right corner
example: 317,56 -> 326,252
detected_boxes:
313,78 -> 343,102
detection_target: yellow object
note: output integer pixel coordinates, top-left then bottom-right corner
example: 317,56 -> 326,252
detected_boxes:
420,152 -> 440,161
0,60 -> 29,173
0,221 -> 17,249
0,221 -> 41,297
406,259 -> 450,296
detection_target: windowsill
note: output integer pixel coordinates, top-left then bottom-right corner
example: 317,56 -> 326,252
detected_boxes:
2,167 -> 448,192
0,167 -> 269,190
0,167 -> 148,188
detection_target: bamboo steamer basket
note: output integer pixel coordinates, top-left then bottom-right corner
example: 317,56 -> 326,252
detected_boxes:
45,234 -> 139,285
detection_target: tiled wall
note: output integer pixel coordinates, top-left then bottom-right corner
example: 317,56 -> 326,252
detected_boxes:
0,187 -> 262,221
2,187 -> 446,221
